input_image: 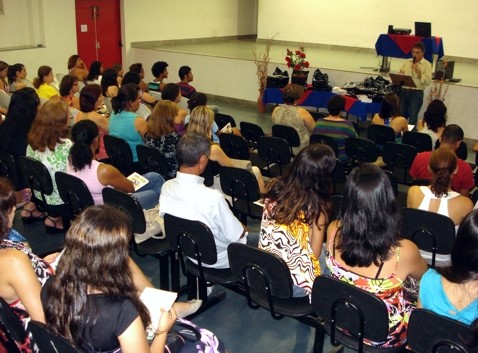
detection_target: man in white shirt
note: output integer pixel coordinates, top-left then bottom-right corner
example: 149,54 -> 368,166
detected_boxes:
399,42 -> 432,126
160,133 -> 254,269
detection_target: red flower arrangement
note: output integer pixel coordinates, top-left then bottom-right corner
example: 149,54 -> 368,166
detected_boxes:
285,46 -> 310,72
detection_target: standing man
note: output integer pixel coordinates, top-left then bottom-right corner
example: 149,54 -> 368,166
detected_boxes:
177,65 -> 197,98
399,42 -> 432,126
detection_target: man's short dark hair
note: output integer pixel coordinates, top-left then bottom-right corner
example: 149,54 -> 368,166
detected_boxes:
327,95 -> 346,116
176,133 -> 211,167
151,61 -> 168,78
441,124 -> 464,144
178,66 -> 191,80
413,42 -> 425,53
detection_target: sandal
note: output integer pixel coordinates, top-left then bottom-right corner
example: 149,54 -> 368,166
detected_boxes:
21,204 -> 45,224
44,216 -> 64,234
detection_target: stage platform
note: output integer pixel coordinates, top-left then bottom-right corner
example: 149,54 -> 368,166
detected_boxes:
130,39 -> 478,139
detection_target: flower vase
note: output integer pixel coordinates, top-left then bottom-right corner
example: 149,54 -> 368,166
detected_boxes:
291,70 -> 309,86
257,88 -> 266,113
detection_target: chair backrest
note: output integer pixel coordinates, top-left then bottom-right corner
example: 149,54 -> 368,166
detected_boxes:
136,144 -> 171,180
331,159 -> 346,194
220,166 -> 261,203
228,243 -> 294,299
239,121 -> 265,148
330,194 -> 343,222
0,298 -> 26,353
214,112 -> 237,129
163,213 -> 218,265
17,156 -> 54,196
0,89 -> 11,109
311,276 -> 390,350
408,309 -> 478,353
310,134 -> 339,157
103,135 -> 134,175
219,134 -> 250,160
55,172 -> 94,217
200,160 -> 216,187
28,320 -> 81,353
366,124 -> 396,146
401,207 -> 456,267
102,188 -> 146,233
383,170 -> 398,197
402,131 -> 432,152
272,124 -> 300,154
383,142 -> 417,184
344,137 -> 378,163
0,151 -> 22,190
257,136 -> 291,174
103,97 -> 113,114
135,102 -> 151,119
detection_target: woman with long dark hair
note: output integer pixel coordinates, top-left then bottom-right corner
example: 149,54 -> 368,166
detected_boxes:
101,68 -> 119,98
418,209 -> 478,326
259,144 -> 336,297
326,163 -> 427,348
86,60 -> 103,84
59,74 -> 80,110
371,93 -> 408,139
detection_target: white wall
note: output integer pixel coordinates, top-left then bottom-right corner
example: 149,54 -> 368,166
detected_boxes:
258,0 -> 478,59
0,0 -> 77,77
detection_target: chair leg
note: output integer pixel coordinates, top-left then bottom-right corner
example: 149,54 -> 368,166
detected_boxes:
159,256 -> 169,290
312,325 -> 326,353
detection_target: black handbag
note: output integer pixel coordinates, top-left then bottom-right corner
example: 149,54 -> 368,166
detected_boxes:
312,68 -> 331,91
266,67 -> 289,88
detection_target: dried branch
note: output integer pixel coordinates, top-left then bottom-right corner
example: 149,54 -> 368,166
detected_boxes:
253,35 -> 276,90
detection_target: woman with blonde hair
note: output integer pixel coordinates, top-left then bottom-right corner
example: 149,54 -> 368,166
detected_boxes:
145,100 -> 180,179
22,99 -> 72,232
187,106 -> 266,193
33,65 -> 59,100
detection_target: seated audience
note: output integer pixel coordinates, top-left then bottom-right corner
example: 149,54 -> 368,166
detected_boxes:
112,63 -> 124,86
371,93 -> 408,139
144,100 -> 180,179
162,83 -> 188,136
76,84 -> 109,161
150,61 -> 169,92
109,83 -> 147,163
410,124 -> 474,196
417,99 -> 447,148
23,99 -> 72,231
33,65 -> 59,100
7,63 -> 27,93
42,205 -> 224,353
0,61 -> 8,93
129,62 -> 149,93
0,178 -> 58,353
259,144 -> 336,297
160,133 -> 258,269
123,71 -> 156,105
418,209 -> 478,325
272,84 -> 314,154
186,92 -> 220,142
177,65 -> 196,98
59,74 -> 80,110
68,120 -> 163,209
326,163 -> 427,348
67,54 -> 88,81
187,106 -> 266,193
313,95 -> 357,162
101,68 -> 119,98
86,60 -> 103,85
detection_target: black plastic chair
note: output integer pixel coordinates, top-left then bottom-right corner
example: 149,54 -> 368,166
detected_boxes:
312,275 -> 404,353
401,207 -> 456,268
163,213 -> 239,307
367,125 -> 395,147
310,134 -> 340,158
219,134 -> 250,160
55,172 -> 94,222
17,156 -> 70,233
383,170 -> 398,197
382,142 -> 417,185
345,137 -> 378,165
136,144 -> 172,180
240,121 -> 265,149
331,159 -> 347,194
102,188 -> 177,291
28,320 -> 81,353
214,112 -> 237,130
0,151 -> 22,190
272,124 -> 301,156
408,309 -> 478,353
330,194 -> 343,223
402,131 -> 432,153
219,166 -> 263,225
0,298 -> 26,353
103,135 -> 134,176
257,136 -> 291,177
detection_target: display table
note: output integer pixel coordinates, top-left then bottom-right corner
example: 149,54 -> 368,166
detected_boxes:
263,88 -> 381,121
375,34 -> 444,62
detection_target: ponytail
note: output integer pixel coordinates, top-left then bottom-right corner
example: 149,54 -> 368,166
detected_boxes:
429,147 -> 457,198
69,120 -> 98,172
